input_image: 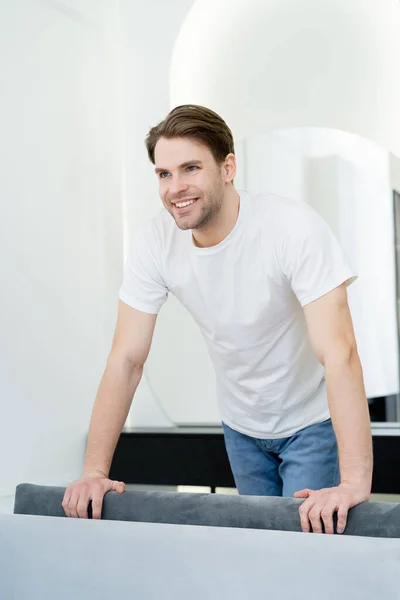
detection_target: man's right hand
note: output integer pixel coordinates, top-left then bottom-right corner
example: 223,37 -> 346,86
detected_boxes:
61,304 -> 154,520
62,474 -> 126,519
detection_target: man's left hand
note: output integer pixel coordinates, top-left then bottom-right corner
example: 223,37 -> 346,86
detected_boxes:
294,483 -> 370,534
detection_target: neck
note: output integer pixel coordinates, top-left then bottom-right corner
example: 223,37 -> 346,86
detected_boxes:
192,187 -> 240,248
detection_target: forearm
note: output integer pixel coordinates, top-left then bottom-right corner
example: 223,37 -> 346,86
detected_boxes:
325,349 -> 372,495
82,354 -> 143,478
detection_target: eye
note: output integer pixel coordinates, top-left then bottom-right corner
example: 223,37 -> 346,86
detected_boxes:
186,165 -> 198,172
159,171 -> 169,179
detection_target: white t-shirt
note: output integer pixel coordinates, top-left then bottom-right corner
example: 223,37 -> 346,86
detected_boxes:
119,190 -> 357,439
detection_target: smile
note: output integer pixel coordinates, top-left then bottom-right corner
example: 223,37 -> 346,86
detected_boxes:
174,198 -> 198,208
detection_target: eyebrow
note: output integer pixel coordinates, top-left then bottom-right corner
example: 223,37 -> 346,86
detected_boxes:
155,160 -> 203,174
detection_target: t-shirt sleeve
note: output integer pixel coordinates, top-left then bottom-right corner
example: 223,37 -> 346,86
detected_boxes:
278,205 -> 357,307
119,223 -> 168,315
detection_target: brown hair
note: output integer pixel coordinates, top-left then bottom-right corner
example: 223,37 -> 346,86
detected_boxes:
145,104 -> 235,165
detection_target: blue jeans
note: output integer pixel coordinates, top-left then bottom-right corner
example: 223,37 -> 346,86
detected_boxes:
222,419 -> 340,497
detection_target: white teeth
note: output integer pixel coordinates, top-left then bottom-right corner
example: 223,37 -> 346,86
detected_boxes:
175,199 -> 195,208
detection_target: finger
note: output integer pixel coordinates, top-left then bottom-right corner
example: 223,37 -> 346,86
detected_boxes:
67,491 -> 81,519
298,498 -> 316,533
336,503 -> 349,534
112,480 -> 126,494
294,488 -> 312,499
62,491 -> 72,518
321,502 -> 338,535
91,494 -> 104,520
308,504 -> 324,534
77,491 -> 91,519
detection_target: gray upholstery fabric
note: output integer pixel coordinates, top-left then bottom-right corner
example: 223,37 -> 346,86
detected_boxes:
2,513 -> 400,599
14,483 -> 400,537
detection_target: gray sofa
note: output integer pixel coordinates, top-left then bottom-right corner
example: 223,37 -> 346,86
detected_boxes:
13,482 -> 400,537
1,483 -> 399,599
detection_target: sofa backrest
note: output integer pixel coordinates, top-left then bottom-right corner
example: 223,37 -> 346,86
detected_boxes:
14,483 -> 400,537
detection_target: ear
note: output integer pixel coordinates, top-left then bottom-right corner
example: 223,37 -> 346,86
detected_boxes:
222,153 -> 236,183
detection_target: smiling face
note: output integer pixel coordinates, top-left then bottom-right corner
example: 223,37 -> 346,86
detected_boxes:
154,137 -> 230,231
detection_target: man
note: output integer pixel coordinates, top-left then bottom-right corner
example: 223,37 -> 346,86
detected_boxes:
63,105 -> 372,534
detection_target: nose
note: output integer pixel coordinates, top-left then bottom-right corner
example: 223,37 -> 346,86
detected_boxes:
167,174 -> 189,200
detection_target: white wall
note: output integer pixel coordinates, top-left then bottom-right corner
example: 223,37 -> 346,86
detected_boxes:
244,133 -> 307,201
0,0 -> 123,508
118,0 -> 224,427
308,153 -> 398,397
391,153 -> 400,194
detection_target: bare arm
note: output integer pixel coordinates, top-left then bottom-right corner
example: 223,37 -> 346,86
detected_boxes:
303,284 -> 372,492
296,283 -> 373,533
83,301 -> 157,477
63,300 -> 157,518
